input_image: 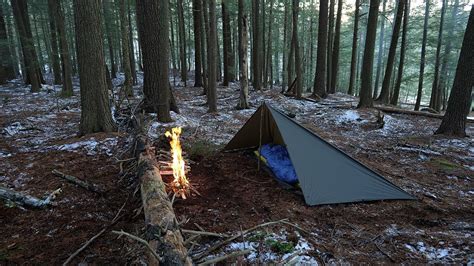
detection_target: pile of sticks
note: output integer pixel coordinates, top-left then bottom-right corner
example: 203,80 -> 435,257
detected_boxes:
156,150 -> 192,176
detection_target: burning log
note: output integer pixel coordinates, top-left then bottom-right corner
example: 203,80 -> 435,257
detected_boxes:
136,136 -> 192,266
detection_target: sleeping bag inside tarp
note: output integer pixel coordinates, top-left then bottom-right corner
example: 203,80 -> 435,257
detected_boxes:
255,143 -> 298,185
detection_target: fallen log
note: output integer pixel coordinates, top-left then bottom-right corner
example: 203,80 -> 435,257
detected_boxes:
136,136 -> 192,266
375,105 -> 474,123
0,186 -> 61,208
52,170 -> 104,194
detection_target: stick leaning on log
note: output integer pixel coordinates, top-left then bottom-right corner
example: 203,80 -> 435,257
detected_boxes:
136,135 -> 192,266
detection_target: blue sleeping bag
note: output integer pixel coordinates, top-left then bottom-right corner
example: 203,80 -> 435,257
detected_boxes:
259,144 -> 298,185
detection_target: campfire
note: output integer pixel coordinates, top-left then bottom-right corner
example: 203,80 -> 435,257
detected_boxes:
164,127 -> 190,199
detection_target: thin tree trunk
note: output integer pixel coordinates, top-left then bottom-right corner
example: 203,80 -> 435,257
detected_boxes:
74,0 -> 116,134
429,0 -> 447,111
373,0 -> 386,98
54,0 -> 73,96
251,0 -> 261,90
0,5 -> 15,83
237,0 -> 249,109
326,0 -> 335,93
128,0 -> 137,85
177,0 -> 187,86
119,0 -> 133,97
47,0 -> 61,85
207,0 -> 217,112
264,0 -> 274,89
376,0 -> 404,103
357,0 -> 380,108
347,0 -> 360,95
436,6 -> 473,137
414,0 -> 430,111
222,0 -> 233,86
292,0 -> 302,98
192,0 -> 203,87
312,0 -> 328,98
136,0 -> 173,122
390,0 -> 409,106
330,0 -> 342,94
103,0 -> 117,79
282,0 -> 289,92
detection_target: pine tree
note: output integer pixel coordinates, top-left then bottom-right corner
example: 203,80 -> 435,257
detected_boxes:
206,0 -> 217,112
313,0 -> 328,98
192,0 -> 203,87
347,0 -> 360,96
390,0 -> 409,106
237,0 -> 249,109
415,0 -> 430,111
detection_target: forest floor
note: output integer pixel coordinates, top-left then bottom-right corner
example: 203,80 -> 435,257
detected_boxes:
0,75 -> 473,264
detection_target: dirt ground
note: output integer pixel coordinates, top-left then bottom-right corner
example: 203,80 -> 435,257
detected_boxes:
1,76 -> 473,264
0,81 -> 144,264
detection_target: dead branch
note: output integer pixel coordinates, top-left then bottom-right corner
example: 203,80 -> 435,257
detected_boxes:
112,230 -> 162,262
181,229 -> 230,238
0,186 -> 61,209
375,105 -> 474,123
52,170 -> 104,194
198,249 -> 252,265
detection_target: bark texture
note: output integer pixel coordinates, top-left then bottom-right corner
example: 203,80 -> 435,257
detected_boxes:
237,0 -> 249,109
347,0 -> 360,95
192,0 -> 203,87
313,0 -> 328,98
390,0 -> 409,106
206,0 -> 217,112
415,0 -> 430,111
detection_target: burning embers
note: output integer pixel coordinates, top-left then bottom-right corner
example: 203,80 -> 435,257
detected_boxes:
164,127 -> 190,199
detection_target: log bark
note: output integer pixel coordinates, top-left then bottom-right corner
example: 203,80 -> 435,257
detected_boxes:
136,136 -> 192,266
375,105 -> 474,123
0,186 -> 61,208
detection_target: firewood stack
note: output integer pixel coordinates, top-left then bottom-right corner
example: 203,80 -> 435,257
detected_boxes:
156,150 -> 192,176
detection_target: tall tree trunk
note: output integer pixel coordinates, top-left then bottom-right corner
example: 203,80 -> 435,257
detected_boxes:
312,0 -> 328,98
390,0 -> 409,106
119,0 -> 133,96
326,0 -> 335,93
438,0 -> 459,111
206,0 -> 217,112
415,0 -> 430,111
373,0 -> 387,98
128,0 -> 137,85
264,0 -> 274,89
177,0 -> 187,86
192,0 -> 203,87
0,5 -> 15,83
136,0 -> 173,122
251,0 -> 261,90
429,0 -> 447,111
202,0 -> 210,93
347,0 -> 360,95
376,0 -> 404,103
11,0 -> 43,92
357,0 -> 380,108
222,0 -> 233,86
282,0 -> 289,92
237,0 -> 249,109
52,0 -> 73,96
292,0 -> 302,98
47,0 -> 61,85
103,0 -> 117,79
435,6 -> 473,137
330,0 -> 342,94
74,0 -> 116,135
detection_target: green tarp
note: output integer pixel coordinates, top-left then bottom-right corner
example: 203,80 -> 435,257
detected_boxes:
224,103 -> 415,206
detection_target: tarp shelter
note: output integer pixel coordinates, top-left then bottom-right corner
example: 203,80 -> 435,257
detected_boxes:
224,103 -> 415,206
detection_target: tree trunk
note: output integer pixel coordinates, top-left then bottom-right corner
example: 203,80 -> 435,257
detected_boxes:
53,0 -> 73,97
192,0 -> 203,87
47,0 -> 62,85
11,0 -> 42,92
373,0 -> 386,98
347,0 -> 360,95
237,0 -> 249,109
251,0 -> 261,90
103,0 -> 117,79
414,0 -> 430,111
128,1 -> 137,85
119,0 -> 133,97
390,0 -> 409,106
330,0 -> 342,94
206,0 -> 217,112
292,0 -> 302,98
202,0 -> 209,93
74,0 -> 116,135
357,0 -> 380,108
0,5 -> 15,83
177,0 -> 187,86
264,0 -> 274,89
222,0 -> 233,86
438,0 -> 459,111
376,0 -> 404,103
282,0 -> 289,92
136,0 -> 173,122
435,6 -> 473,137
326,0 -> 335,93
429,0 -> 447,111
312,0 -> 328,98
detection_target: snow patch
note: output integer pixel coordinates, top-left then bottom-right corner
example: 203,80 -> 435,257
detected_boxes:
52,137 -> 118,156
335,110 -> 361,124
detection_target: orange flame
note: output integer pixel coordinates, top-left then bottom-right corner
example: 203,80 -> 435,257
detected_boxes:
165,127 -> 189,198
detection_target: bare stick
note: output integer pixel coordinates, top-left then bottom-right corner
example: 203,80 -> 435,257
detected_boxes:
52,170 -> 104,194
198,249 -> 252,265
195,219 -> 288,261
181,229 -> 230,238
112,230 -> 161,262
0,186 -> 61,209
